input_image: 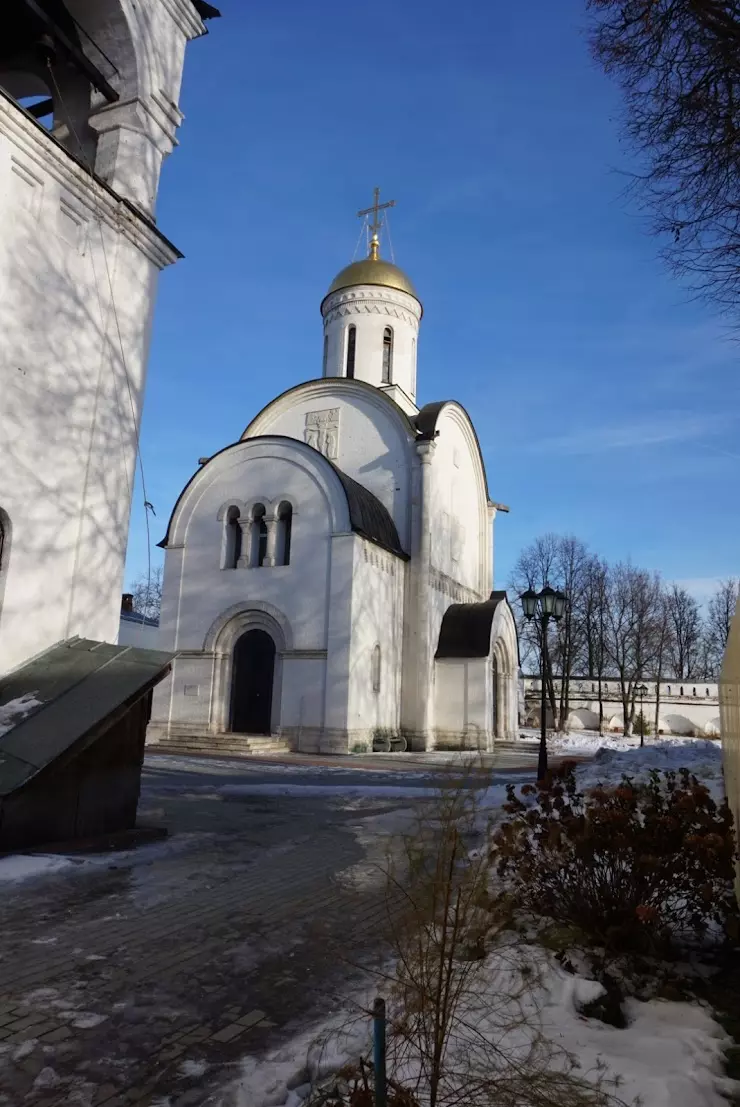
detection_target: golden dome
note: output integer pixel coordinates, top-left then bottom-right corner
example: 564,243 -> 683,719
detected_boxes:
325,236 -> 418,301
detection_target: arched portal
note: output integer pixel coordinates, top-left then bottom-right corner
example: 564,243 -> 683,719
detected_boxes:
230,629 -> 276,735
492,654 -> 500,738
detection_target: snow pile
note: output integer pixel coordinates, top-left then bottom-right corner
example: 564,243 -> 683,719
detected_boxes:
578,738 -> 725,802
0,692 -> 44,737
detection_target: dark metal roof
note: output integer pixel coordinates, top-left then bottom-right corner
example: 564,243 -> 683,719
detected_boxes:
329,465 -> 408,560
191,0 -> 221,17
159,435 -> 409,560
435,591 -> 508,659
120,611 -> 160,628
0,638 -> 173,797
414,401 -> 448,441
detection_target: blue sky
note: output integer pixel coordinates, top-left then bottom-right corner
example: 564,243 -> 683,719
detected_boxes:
125,0 -> 740,602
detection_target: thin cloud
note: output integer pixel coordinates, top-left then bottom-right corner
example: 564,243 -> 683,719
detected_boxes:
529,413 -> 727,457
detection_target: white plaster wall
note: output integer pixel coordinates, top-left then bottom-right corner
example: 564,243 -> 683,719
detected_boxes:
429,406 -> 488,598
0,101 -> 170,674
344,540 -> 406,751
321,286 -> 421,408
244,381 -> 416,551
154,439 -> 351,740
118,617 -> 161,648
0,2 -> 205,675
434,659 -> 489,748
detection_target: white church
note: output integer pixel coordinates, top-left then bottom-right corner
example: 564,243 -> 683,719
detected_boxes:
150,195 -> 520,754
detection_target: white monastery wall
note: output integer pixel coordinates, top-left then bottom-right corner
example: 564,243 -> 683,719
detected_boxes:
523,677 -> 721,736
0,0 -> 206,674
117,617 -> 161,649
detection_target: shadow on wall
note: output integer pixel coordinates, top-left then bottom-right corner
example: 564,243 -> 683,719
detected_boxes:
1,129 -> 154,652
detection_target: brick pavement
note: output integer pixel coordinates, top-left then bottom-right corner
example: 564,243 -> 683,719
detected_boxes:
0,779 -> 405,1107
0,747 -> 580,1106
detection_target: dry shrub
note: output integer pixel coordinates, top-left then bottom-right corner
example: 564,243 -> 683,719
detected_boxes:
323,763 -> 633,1107
491,761 -> 738,953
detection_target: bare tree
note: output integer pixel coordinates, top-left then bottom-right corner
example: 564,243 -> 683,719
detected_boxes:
651,587 -> 674,735
665,583 -> 703,678
509,535 -> 561,726
127,564 -> 164,622
509,535 -> 590,730
589,0 -> 740,316
605,565 -> 662,735
552,537 -> 590,731
705,577 -> 739,674
582,556 -> 610,735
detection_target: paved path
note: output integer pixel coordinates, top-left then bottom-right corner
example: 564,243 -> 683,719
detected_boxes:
0,747 -> 582,1106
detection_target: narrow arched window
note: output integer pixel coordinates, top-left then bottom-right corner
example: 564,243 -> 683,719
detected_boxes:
382,327 -> 393,383
251,504 -> 268,567
224,506 -> 241,569
692,687 -> 696,697
371,643 -> 381,693
277,501 -> 292,566
346,325 -> 356,378
680,686 -> 684,696
322,334 -> 328,375
667,685 -> 671,695
706,687 -> 710,696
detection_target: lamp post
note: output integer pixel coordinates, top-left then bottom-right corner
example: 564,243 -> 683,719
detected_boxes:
635,683 -> 648,748
521,585 -> 567,780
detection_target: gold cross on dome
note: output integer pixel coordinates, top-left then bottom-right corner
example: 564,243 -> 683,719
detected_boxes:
356,187 -> 396,243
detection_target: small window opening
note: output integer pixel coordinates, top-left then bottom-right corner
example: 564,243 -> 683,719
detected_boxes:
371,643 -> 381,693
251,504 -> 268,567
382,327 -> 393,383
706,687 -> 710,696
667,685 -> 672,695
224,506 -> 241,569
277,501 -> 292,566
680,686 -> 684,696
692,686 -> 696,697
346,325 -> 356,378
322,334 -> 328,375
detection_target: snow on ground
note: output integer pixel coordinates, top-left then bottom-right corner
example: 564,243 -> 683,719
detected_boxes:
0,854 -> 74,882
0,692 -> 44,737
221,943 -> 736,1107
517,726 -> 720,754
578,738 -> 725,802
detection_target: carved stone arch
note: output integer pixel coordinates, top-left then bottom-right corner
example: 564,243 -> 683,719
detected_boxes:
206,603 -> 292,735
216,499 -> 246,521
204,601 -> 293,654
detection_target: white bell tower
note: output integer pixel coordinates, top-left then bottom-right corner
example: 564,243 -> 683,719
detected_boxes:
320,190 -> 422,416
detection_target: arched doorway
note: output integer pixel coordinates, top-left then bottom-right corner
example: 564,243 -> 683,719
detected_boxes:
230,629 -> 275,735
492,655 -> 500,739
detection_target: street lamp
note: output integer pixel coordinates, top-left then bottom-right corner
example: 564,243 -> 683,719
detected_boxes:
635,683 -> 648,748
521,585 -> 567,780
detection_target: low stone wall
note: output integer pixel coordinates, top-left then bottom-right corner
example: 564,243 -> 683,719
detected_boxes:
523,677 -> 720,736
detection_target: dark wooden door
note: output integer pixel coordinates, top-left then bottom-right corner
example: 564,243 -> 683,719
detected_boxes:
230,629 -> 275,735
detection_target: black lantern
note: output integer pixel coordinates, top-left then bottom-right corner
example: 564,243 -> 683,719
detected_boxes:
521,588 -> 538,620
519,584 -> 568,781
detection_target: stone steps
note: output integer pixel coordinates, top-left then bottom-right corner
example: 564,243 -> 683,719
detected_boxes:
148,733 -> 292,758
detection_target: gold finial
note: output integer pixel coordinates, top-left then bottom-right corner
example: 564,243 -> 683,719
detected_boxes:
357,186 -> 395,259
